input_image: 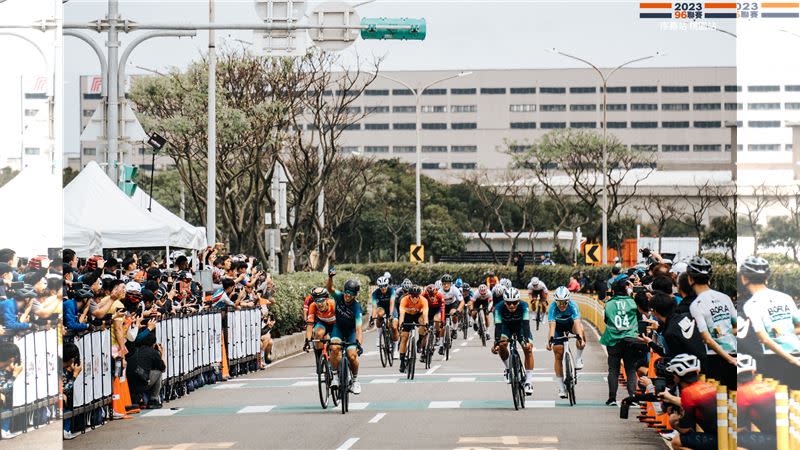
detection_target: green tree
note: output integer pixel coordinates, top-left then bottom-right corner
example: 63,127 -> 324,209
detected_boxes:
422,204 -> 467,259
62,167 -> 77,186
701,216 -> 736,259
762,216 -> 800,262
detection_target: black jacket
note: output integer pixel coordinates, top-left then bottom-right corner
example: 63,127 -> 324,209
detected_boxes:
648,311 -> 707,364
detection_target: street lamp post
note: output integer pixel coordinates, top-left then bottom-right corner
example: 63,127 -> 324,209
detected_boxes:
550,49 -> 660,265
369,71 -> 472,246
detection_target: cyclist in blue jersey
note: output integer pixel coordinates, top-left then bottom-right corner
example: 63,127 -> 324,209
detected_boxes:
492,287 -> 535,396
325,275 -> 364,395
546,286 -> 586,399
370,276 -> 398,349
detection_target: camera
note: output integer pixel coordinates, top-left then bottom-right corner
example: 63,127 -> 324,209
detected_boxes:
639,248 -> 652,258
9,281 -> 24,290
620,393 -> 661,419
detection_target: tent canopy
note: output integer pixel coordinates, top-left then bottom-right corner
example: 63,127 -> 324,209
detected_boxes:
130,188 -> 207,250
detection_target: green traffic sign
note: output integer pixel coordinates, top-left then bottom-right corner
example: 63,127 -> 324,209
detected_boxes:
360,17 -> 426,41
119,164 -> 138,197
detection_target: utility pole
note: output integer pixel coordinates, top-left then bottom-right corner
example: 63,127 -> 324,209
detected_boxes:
207,0 -> 217,245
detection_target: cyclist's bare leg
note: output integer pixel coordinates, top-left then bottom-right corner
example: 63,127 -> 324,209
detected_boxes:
330,339 -> 343,372
313,327 -> 327,350
417,317 -> 428,351
553,344 -> 565,379
399,331 -> 410,354
376,308 -> 385,328
346,346 -> 359,377
391,318 -> 399,342
522,342 -> 534,370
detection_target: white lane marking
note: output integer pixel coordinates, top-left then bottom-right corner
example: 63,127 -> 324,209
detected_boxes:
448,377 -> 476,383
526,400 -> 557,408
460,342 -> 468,347
245,371 -> 607,381
349,402 -> 369,410
336,437 -> 360,450
458,436 -> 559,444
453,349 -> 461,353
213,383 -> 245,389
425,364 -> 441,375
368,413 -> 386,424
292,380 -> 317,387
237,405 -> 275,414
530,376 -> 552,382
371,378 -> 398,384
468,335 -> 476,341
429,401 -> 462,409
142,408 -> 182,417
362,351 -> 377,357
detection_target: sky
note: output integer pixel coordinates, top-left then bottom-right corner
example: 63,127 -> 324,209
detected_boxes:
1,0 -> 799,156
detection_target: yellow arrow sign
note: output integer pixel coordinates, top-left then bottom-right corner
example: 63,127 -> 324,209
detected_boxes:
585,243 -> 602,264
410,244 -> 424,263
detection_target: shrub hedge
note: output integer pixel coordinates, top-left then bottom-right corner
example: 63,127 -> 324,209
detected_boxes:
269,271 -> 370,337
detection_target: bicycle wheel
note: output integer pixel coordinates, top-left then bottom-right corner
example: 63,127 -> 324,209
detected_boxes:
317,353 -> 330,409
340,357 -> 349,414
510,347 -> 521,411
444,324 -> 451,361
386,327 -> 395,366
379,327 -> 388,368
424,334 -> 432,370
564,352 -> 575,406
461,311 -> 468,339
329,359 -> 339,407
535,308 -> 542,331
407,336 -> 416,380
478,310 -> 487,347
515,350 -> 526,409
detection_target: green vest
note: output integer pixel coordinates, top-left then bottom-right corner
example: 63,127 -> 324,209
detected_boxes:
599,295 -> 639,347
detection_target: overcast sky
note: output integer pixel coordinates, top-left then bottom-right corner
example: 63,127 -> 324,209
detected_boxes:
1,0 -> 799,156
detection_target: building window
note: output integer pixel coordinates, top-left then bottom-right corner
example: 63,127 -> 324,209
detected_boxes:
724,85 -> 742,92
393,89 -> 415,96
724,102 -> 743,110
510,87 -> 536,94
366,106 -> 389,113
601,86 -> 627,93
364,123 -> 389,130
540,87 -> 566,94
540,122 -> 566,129
509,145 -> 529,153
694,121 -> 721,128
421,123 -> 447,130
343,106 -> 361,114
340,146 -> 358,154
662,145 -> 690,152
663,103 -> 690,111
83,147 -> 97,156
81,93 -> 101,100
420,105 -> 447,113
748,144 -> 781,151
786,103 -> 800,110
452,105 -> 477,113
570,104 -> 596,111
364,146 -> 389,153
570,86 -> 596,94
785,85 -> 800,91
693,144 -> 722,152
24,109 -> 39,116
602,104 -> 627,111
662,86 -> 689,93
393,106 -> 416,113
365,89 -> 389,96
393,146 -> 415,153
82,109 -> 94,117
421,162 -> 441,170
393,123 -> 416,130
787,144 -> 793,151
693,85 -> 721,93
724,144 -> 743,152
540,104 -> 566,112
451,88 -> 476,95
422,146 -> 447,153
451,162 -> 477,170
138,147 -> 148,155
631,86 -> 657,93
631,144 -> 657,152
693,103 -> 721,110
604,122 -> 627,128
451,145 -> 477,153
338,123 -> 360,131
480,87 -> 506,95
631,103 -> 658,111
335,89 -> 359,97
422,88 -> 447,95
24,147 -> 40,155
663,121 -> 690,128
748,121 -> 781,128
631,121 -> 658,129
451,122 -> 477,129
748,85 -> 780,92
570,122 -> 596,128
748,103 -> 781,110
509,104 -> 536,112
510,122 -> 536,129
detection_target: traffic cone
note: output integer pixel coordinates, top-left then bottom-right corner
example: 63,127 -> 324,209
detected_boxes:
111,376 -> 134,418
121,373 -> 141,414
221,334 -> 230,379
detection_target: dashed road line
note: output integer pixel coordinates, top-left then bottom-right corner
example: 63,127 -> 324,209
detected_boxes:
368,413 -> 386,423
291,380 -> 317,387
236,405 -> 275,414
429,401 -> 462,409
371,378 -> 399,384
425,364 -> 441,375
213,383 -> 245,389
348,402 -> 370,410
142,408 -> 183,417
335,437 -> 360,450
448,377 -> 476,383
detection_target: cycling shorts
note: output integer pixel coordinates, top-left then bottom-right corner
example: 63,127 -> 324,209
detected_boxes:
498,323 -> 530,343
473,299 -> 490,313
330,324 -> 357,350
552,319 -> 574,345
737,432 -> 775,450
375,300 -> 391,315
402,313 -> 423,331
312,322 -> 335,337
445,303 -> 459,315
428,306 -> 442,322
679,431 -> 717,450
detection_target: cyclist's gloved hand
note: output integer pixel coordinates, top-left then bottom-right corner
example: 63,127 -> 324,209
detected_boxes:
303,338 -> 311,352
356,342 -> 363,356
368,317 -> 375,328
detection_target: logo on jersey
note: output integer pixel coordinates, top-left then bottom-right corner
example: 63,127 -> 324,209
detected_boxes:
737,316 -> 750,339
678,316 -> 695,339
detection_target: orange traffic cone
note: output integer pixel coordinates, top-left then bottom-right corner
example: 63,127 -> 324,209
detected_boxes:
120,373 -> 141,414
221,334 -> 230,379
111,375 -> 134,418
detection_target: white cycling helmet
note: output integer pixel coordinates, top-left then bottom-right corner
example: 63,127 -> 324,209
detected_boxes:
492,284 -> 505,297
125,281 -> 142,293
666,353 -> 701,377
503,287 -> 521,303
401,278 -> 413,291
553,286 -> 571,302
737,354 -> 757,374
383,271 -> 392,280
529,277 -> 542,289
499,278 -> 512,289
478,284 -> 489,295
376,276 -> 389,288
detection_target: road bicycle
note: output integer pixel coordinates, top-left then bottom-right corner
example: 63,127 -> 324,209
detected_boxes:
554,333 -> 581,406
403,323 -> 426,380
533,299 -> 546,331
475,304 -> 489,347
377,316 -> 395,368
506,336 -> 527,410
329,340 -> 360,415
459,307 -> 470,339
311,339 -> 339,410
442,315 -> 454,361
423,323 -> 436,369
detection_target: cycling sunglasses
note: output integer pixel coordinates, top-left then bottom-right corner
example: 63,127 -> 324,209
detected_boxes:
344,290 -> 357,296
505,300 -> 520,306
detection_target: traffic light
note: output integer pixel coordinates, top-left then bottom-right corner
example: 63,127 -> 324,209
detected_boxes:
360,17 -> 426,41
118,164 -> 138,197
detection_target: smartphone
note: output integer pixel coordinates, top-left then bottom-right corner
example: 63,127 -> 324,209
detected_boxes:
18,257 -> 29,268
176,281 -> 182,292
116,269 -> 122,279
77,258 -> 86,268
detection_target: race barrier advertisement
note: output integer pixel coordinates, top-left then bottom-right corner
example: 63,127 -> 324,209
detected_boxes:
154,311 -> 223,383
71,330 -> 113,414
226,308 -> 261,366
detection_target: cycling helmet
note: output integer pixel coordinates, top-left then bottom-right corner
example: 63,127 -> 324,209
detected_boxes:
454,278 -> 463,288
686,256 -> 713,276
441,273 -> 453,283
409,285 -> 423,296
503,287 -> 521,303
739,256 -> 770,276
311,287 -> 329,300
425,284 -> 436,294
478,284 -> 489,295
125,281 -> 142,293
401,278 -> 413,291
343,279 -> 361,296
665,353 -> 701,377
529,277 -> 541,289
553,286 -> 571,302
499,278 -> 512,289
15,287 -> 38,299
461,283 -> 471,291
376,276 -> 390,288
486,270 -> 495,277
492,284 -> 505,297
737,354 -> 757,374
383,271 -> 391,280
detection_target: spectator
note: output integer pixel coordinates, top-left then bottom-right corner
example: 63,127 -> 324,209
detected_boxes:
62,342 -> 81,440
210,278 -> 241,310
30,276 -> 60,323
63,249 -> 78,269
594,272 -> 608,301
0,341 -> 23,439
674,272 -> 696,314
0,263 -> 14,299
125,333 -> 165,410
599,277 -> 640,406
0,285 -> 33,332
659,354 -> 718,450
514,252 -> 525,284
641,292 -> 706,364
577,271 -> 589,292
63,287 -> 92,335
607,266 -> 623,292
566,274 -> 581,293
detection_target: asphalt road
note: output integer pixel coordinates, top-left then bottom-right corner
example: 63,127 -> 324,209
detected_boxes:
64,316 -> 665,450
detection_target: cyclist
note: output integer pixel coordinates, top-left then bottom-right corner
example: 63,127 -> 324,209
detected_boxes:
370,276 -> 398,350
471,284 -> 493,340
546,286 -> 586,398
686,256 -> 737,391
460,282 -> 473,329
491,283 -> 505,310
303,288 -> 335,361
492,287 -> 535,396
325,275 -> 364,395
398,285 -> 429,373
393,278 -> 413,321
439,274 -> 464,340
737,354 -> 777,450
739,256 -> 800,389
485,271 -> 499,289
528,277 -> 549,317
302,287 -> 326,322
422,284 -> 445,357
658,353 -> 718,450
499,278 -> 512,290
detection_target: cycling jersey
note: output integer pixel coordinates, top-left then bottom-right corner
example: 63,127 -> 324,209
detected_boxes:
473,292 -> 492,303
528,280 -> 548,300
331,291 -> 362,332
547,300 -> 580,325
689,289 -> 737,355
494,301 -> 532,342
486,276 -> 499,289
303,294 -> 314,318
462,290 -> 474,303
307,299 -> 336,325
439,285 -> 464,306
742,288 -> 800,354
423,291 -> 445,322
678,380 -> 718,434
737,379 -> 777,434
372,286 -> 396,312
400,294 -> 428,316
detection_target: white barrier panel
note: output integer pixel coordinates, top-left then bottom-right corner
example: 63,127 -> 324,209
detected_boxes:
71,330 -> 112,408
10,329 -> 59,408
155,311 -> 223,381
226,308 -> 260,361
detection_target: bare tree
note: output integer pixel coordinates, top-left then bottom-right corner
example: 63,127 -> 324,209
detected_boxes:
640,193 -> 685,253
739,182 -> 777,255
462,170 -> 520,265
678,180 -> 719,254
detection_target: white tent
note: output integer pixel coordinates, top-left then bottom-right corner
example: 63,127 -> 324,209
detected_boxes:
130,188 -> 207,250
64,161 -> 172,249
0,164 -> 102,257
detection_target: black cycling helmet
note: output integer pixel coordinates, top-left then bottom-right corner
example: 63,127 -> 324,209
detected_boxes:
311,287 -> 329,299
739,256 -> 770,276
686,256 -> 713,276
461,282 -> 471,291
409,285 -> 423,296
343,279 -> 361,296
73,288 -> 95,300
441,273 -> 453,283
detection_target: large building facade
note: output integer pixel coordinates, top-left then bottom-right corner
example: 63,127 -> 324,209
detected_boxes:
1,76 -> 53,170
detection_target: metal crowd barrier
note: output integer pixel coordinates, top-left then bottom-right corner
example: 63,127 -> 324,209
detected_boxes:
225,307 -> 261,368
154,310 -> 223,385
67,329 -> 113,417
572,293 -> 606,334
